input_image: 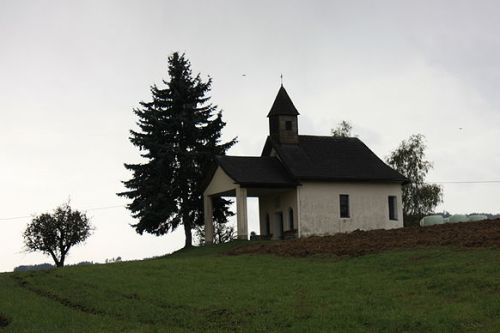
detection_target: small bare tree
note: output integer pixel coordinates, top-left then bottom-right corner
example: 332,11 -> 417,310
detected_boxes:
23,202 -> 93,267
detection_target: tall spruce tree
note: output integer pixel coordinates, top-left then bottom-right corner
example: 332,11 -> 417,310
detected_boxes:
118,52 -> 236,248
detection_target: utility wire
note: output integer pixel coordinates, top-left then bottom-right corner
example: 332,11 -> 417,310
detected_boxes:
1,180 -> 500,221
0,214 -> 32,221
431,180 -> 500,184
0,204 -> 126,222
83,204 -> 125,211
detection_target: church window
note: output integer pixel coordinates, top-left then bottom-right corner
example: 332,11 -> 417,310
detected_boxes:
339,194 -> 350,218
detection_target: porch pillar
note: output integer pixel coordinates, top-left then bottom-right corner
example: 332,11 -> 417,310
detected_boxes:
203,194 -> 214,244
236,187 -> 248,240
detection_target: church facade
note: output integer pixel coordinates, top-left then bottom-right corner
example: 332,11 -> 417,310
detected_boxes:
202,86 -> 407,242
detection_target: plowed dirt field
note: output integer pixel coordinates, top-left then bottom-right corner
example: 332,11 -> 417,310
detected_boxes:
228,219 -> 500,257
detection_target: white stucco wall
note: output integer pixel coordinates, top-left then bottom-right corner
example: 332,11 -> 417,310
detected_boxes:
258,189 -> 297,240
298,182 -> 403,237
204,167 -> 237,196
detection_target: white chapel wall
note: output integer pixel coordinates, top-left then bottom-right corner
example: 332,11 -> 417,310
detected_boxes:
298,182 -> 404,237
204,166 -> 237,196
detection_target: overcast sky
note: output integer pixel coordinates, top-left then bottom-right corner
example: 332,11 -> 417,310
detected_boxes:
1,0 -> 499,272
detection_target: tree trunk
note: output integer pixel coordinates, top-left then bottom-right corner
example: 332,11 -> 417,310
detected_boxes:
59,254 -> 65,267
49,251 -> 63,268
183,215 -> 192,248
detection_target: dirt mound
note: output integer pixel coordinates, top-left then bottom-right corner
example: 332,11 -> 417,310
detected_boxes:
0,314 -> 10,328
228,219 -> 500,257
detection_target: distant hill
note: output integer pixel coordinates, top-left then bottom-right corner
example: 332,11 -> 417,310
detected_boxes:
435,212 -> 500,219
13,263 -> 54,272
13,261 -> 100,272
471,213 -> 500,220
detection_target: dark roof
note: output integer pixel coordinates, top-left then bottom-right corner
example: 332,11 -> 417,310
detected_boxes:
267,85 -> 300,117
262,135 -> 408,183
215,156 -> 298,187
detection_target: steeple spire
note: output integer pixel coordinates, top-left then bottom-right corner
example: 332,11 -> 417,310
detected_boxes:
267,85 -> 299,144
267,85 -> 300,117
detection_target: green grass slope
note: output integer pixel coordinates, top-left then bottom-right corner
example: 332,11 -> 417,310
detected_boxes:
2,243 -> 500,332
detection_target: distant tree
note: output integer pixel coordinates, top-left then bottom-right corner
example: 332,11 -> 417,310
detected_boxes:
118,52 -> 236,248
331,120 -> 354,137
23,202 -> 93,267
437,210 -> 452,218
105,257 -> 122,264
386,134 -> 442,222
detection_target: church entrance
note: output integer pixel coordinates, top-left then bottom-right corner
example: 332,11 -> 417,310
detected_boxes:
275,211 -> 284,240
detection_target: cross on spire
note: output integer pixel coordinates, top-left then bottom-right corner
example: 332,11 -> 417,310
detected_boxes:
280,73 -> 283,86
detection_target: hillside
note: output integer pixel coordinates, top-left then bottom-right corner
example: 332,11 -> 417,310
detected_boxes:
2,222 -> 500,332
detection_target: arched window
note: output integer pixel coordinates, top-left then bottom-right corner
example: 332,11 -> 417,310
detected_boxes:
265,213 -> 271,236
288,208 -> 294,230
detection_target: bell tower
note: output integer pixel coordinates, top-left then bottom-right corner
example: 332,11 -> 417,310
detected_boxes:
267,85 -> 299,144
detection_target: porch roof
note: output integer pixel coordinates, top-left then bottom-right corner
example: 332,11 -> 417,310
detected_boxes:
215,156 -> 298,188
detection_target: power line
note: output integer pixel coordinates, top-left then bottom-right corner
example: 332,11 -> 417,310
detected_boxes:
0,204 -> 126,222
1,180 -> 500,221
83,204 -> 125,211
431,180 -> 500,184
0,214 -> 32,221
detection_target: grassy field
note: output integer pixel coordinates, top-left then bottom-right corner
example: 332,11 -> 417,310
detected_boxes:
2,242 -> 500,332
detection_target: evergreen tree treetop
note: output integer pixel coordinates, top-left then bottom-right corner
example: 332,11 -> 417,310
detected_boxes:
119,52 -> 236,247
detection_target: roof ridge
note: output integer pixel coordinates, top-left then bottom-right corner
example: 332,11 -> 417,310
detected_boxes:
298,135 -> 359,140
217,155 -> 279,159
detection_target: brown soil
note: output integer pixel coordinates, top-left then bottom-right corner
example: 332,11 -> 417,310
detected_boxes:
227,219 -> 500,257
0,314 -> 10,328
